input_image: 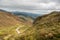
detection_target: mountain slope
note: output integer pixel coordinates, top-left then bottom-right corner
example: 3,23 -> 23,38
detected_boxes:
33,11 -> 60,40
12,11 -> 41,19
13,11 -> 60,40
0,10 -> 33,40
0,11 -> 25,28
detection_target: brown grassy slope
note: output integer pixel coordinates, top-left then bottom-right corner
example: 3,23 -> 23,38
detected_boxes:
0,11 -> 24,27
33,11 -> 60,40
33,11 -> 60,27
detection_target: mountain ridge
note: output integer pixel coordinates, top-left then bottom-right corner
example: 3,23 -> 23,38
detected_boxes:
0,11 -> 24,28
33,11 -> 60,40
12,11 -> 42,19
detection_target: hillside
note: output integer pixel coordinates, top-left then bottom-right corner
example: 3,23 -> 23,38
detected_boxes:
12,11 -> 41,19
1,11 -> 60,40
0,11 -> 25,28
11,11 -> 60,40
33,11 -> 60,40
0,10 -> 33,40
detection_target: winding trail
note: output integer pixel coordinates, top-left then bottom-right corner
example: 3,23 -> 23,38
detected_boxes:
16,25 -> 30,34
16,25 -> 24,34
16,27 -> 21,34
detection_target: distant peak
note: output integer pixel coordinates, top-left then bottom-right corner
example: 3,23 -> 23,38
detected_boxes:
0,9 -> 7,12
50,11 -> 60,14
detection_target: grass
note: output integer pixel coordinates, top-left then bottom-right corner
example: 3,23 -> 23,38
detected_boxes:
1,24 -> 60,40
0,11 -> 60,40
0,24 -> 33,40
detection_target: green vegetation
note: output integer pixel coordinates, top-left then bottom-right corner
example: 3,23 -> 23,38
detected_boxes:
0,11 -> 60,40
0,24 -> 32,40
33,11 -> 60,40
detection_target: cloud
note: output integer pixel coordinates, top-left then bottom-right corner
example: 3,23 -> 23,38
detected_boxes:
0,0 -> 60,14
0,0 -> 60,10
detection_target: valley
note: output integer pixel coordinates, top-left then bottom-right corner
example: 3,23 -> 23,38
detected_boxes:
0,10 -> 60,40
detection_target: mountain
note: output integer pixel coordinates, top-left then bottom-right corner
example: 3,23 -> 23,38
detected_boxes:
0,9 -> 34,29
0,9 -> 7,12
0,11 -> 26,28
12,11 -> 41,19
0,10 -> 33,40
1,9 -> 60,40
33,11 -> 60,40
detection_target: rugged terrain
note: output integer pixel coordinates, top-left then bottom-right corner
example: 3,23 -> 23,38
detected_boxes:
33,11 -> 60,40
0,11 -> 60,40
0,11 -> 33,40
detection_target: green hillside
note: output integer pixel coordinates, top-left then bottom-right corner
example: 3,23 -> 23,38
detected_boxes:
33,11 -> 60,40
0,11 -> 33,40
0,11 -> 60,40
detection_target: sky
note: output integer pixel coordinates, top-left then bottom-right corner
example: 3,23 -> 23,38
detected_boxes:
0,0 -> 60,14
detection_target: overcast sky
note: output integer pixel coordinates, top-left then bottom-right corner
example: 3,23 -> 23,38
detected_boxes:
0,0 -> 60,14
